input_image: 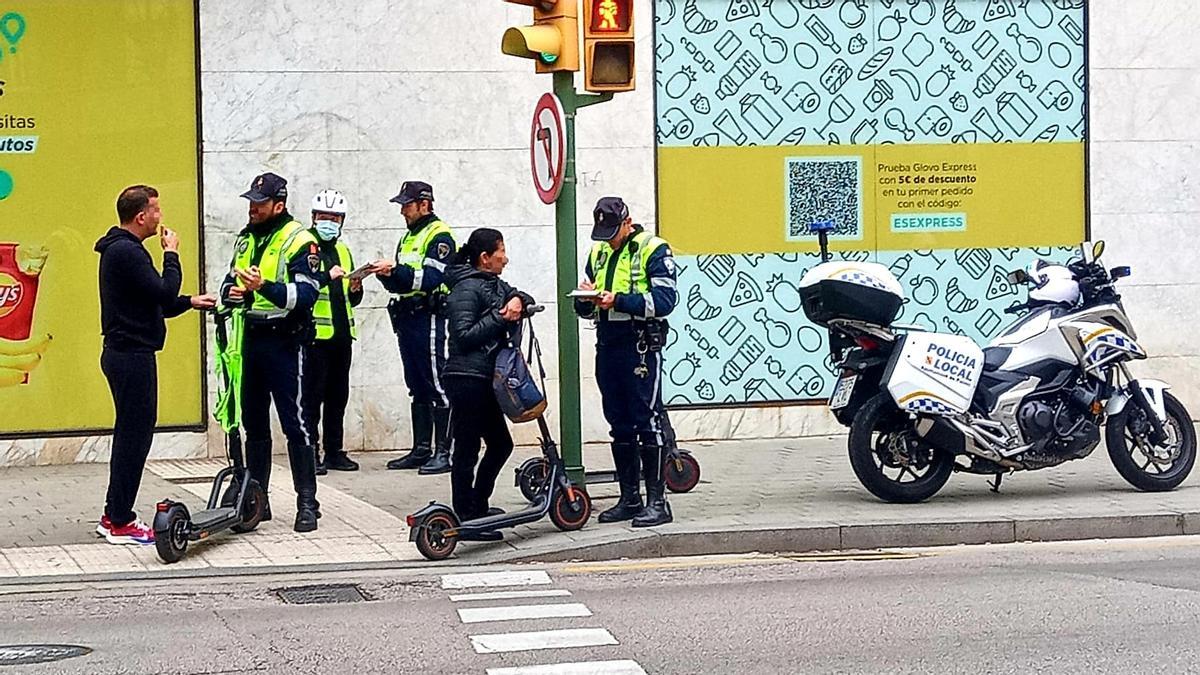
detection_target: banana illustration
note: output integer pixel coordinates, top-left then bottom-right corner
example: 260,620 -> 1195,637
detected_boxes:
0,333 -> 52,356
0,352 -> 41,372
0,368 -> 24,387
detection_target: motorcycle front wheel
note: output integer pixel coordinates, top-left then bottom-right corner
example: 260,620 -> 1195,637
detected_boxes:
1107,391 -> 1196,492
848,393 -> 954,503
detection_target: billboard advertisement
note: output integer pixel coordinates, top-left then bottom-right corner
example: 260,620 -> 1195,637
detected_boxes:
0,1 -> 202,436
655,0 -> 1087,406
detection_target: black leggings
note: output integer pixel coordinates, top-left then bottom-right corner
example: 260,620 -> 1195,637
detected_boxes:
446,375 -> 513,520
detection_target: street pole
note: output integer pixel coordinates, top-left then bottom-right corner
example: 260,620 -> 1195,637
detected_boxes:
552,70 -> 584,484
551,70 -> 612,485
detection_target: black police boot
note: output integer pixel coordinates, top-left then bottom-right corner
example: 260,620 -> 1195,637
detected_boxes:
632,444 -> 672,528
315,447 -> 328,476
325,449 -> 359,472
599,443 -> 643,523
246,439 -> 273,522
418,406 -> 453,475
288,442 -> 319,533
388,403 -> 433,470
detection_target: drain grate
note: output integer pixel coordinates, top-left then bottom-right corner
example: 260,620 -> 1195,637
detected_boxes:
276,583 -> 370,605
0,644 -> 92,666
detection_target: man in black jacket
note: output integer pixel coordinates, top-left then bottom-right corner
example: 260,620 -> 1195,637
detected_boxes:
94,185 -> 215,545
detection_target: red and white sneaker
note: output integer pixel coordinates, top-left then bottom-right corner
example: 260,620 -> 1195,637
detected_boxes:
98,516 -> 154,545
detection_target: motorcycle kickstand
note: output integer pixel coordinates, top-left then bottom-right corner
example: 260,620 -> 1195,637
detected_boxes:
989,473 -> 1004,493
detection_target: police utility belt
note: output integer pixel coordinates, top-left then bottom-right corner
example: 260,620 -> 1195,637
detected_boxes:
598,315 -> 668,352
387,293 -> 445,318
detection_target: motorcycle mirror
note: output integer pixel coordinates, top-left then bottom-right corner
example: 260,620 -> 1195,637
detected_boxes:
1110,265 -> 1132,279
1091,240 -> 1106,261
1007,269 -> 1030,285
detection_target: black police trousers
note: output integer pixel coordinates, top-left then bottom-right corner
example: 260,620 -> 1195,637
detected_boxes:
596,328 -> 668,477
302,337 -> 352,454
394,308 -> 449,408
241,326 -> 312,491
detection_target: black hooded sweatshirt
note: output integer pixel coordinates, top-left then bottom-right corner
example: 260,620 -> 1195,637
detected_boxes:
95,227 -> 192,352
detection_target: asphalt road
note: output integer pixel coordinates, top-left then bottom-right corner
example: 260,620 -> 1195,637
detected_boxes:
4,537 -> 1200,674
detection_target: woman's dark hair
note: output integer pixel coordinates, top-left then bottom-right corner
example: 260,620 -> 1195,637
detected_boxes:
456,228 -> 504,268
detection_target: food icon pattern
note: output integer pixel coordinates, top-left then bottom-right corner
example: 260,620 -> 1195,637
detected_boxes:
663,245 -> 1076,405
656,0 -> 1086,148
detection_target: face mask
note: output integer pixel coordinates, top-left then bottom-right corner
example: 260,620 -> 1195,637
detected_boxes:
314,219 -> 341,241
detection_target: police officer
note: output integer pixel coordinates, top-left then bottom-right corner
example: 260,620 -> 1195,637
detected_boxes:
575,196 -> 679,527
304,189 -> 363,475
371,181 -> 456,475
220,172 -> 322,533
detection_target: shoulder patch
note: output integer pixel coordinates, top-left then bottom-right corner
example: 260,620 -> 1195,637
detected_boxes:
436,242 -> 451,259
236,238 -> 249,254
595,249 -> 609,270
308,253 -> 321,274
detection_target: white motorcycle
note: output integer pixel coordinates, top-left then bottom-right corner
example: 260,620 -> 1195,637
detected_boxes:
800,242 -> 1196,503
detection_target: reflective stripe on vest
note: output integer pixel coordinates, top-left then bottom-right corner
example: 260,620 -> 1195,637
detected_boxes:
232,218 -> 317,321
394,219 -> 453,298
313,240 -> 358,341
588,231 -> 668,321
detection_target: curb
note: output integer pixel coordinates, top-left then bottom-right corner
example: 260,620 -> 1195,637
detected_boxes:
1,512 -> 1195,587
495,512 -> 1199,563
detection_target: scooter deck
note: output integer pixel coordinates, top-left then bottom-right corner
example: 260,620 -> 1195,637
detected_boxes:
189,507 -> 239,530
455,499 -> 550,534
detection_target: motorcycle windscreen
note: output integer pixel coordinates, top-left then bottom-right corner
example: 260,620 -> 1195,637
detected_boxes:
886,332 -> 985,416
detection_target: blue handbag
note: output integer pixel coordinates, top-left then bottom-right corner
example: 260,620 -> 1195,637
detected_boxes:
493,317 -> 548,423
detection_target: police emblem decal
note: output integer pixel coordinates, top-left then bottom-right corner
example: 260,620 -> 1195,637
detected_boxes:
436,242 -> 450,259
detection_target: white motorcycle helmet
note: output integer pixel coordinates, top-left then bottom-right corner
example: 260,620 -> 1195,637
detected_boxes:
311,189 -> 348,217
1026,259 -> 1080,305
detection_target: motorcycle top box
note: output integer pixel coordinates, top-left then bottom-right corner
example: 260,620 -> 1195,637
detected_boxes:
799,261 -> 904,328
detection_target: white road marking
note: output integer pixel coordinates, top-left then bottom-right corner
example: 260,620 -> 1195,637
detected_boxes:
486,660 -> 648,675
450,589 -> 572,602
441,570 -> 552,590
458,603 -> 592,624
470,628 -> 618,654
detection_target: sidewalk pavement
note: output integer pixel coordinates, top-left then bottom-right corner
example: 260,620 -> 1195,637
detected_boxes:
2,435 -> 1199,583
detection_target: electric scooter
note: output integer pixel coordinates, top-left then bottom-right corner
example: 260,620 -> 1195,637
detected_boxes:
154,307 -> 266,563
513,412 -> 701,502
408,307 -> 592,561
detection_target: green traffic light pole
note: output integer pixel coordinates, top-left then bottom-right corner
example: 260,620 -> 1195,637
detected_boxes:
551,69 -> 611,485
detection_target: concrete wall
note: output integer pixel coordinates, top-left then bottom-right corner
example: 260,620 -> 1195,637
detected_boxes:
3,1 -> 1198,465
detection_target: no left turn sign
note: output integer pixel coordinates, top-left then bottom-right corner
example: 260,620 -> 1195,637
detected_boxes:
530,93 -> 566,205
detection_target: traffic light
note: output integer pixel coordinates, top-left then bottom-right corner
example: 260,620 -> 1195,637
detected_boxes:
501,0 -> 579,73
583,0 -> 635,92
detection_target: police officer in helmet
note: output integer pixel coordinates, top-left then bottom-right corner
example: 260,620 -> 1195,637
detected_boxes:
371,181 -> 456,475
575,196 -> 679,527
304,189 -> 363,475
220,172 -> 322,532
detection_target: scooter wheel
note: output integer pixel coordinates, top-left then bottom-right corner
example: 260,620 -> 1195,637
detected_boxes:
231,480 -> 267,534
155,505 -> 191,564
549,485 -> 591,532
415,512 -> 459,561
518,458 -> 550,503
665,452 -> 701,493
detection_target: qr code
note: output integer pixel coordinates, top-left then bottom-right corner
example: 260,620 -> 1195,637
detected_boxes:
785,156 -> 863,241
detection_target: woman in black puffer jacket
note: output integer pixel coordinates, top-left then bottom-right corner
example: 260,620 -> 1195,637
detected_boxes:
443,228 -> 534,540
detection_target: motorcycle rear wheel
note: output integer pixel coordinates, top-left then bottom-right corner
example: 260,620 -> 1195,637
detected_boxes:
848,393 -> 954,503
1107,391 -> 1196,492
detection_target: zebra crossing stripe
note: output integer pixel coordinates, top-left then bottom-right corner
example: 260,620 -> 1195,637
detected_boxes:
441,570 -> 552,590
486,660 -> 648,675
458,603 -> 592,624
449,589 -> 572,603
470,628 -> 618,654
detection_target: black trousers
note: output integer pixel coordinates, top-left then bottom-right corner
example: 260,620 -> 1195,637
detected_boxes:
101,349 -> 157,526
302,337 -> 353,453
395,309 -> 448,408
241,328 -> 311,493
446,376 -> 513,520
596,332 -> 667,481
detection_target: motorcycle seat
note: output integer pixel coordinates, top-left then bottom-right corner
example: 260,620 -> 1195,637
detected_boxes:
983,347 -> 1011,372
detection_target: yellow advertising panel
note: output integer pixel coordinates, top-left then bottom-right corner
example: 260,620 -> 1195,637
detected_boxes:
0,1 -> 202,435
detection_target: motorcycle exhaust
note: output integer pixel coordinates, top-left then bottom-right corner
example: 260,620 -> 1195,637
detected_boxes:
915,417 -> 1022,468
